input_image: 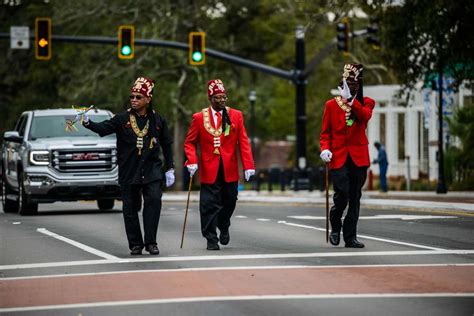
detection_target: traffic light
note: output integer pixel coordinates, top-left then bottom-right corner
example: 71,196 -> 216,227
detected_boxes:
189,32 -> 205,65
35,17 -> 51,60
118,25 -> 135,59
336,18 -> 349,54
367,23 -> 381,50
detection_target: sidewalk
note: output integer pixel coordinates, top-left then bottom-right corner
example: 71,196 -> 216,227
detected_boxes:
163,190 -> 474,212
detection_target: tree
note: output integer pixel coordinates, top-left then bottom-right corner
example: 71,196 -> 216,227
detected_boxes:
370,0 -> 474,89
446,103 -> 474,188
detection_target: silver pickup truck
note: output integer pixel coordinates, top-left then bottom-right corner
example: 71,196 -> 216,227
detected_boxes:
1,108 -> 121,215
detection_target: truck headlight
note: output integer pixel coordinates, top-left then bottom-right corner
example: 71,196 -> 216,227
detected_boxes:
29,150 -> 50,165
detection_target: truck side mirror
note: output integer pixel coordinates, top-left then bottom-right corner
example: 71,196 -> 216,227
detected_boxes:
3,131 -> 23,143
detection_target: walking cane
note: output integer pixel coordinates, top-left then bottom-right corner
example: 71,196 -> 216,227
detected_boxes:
180,175 -> 193,249
325,162 -> 329,243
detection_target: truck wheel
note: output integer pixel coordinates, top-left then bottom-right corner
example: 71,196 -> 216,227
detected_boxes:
18,173 -> 38,216
2,171 -> 19,213
97,199 -> 115,210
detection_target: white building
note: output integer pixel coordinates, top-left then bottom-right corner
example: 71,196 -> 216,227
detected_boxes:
363,82 -> 471,181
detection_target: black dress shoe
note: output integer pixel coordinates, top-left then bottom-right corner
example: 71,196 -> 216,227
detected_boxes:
345,239 -> 365,248
130,245 -> 143,256
206,241 -> 220,250
219,230 -> 230,245
145,244 -> 160,255
329,232 -> 340,246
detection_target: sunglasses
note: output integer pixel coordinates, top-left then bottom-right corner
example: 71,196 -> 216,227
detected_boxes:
129,95 -> 143,100
213,96 -> 228,102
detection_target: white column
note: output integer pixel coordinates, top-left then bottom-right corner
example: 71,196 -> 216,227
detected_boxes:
428,91 -> 438,181
368,111 -> 380,174
385,106 -> 398,177
405,108 -> 419,180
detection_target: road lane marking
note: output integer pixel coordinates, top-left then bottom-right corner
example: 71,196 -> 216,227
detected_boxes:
288,215 -> 457,220
2,293 -> 474,313
256,218 -> 271,221
235,215 -> 248,218
36,228 -> 120,261
277,221 -> 445,250
4,263 -> 474,281
1,249 -> 473,270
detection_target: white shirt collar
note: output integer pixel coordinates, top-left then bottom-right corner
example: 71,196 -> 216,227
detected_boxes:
210,107 -> 222,116
210,107 -> 222,126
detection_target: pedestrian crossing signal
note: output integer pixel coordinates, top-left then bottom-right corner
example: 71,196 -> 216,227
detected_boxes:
189,32 -> 205,65
35,17 -> 51,60
118,25 -> 135,59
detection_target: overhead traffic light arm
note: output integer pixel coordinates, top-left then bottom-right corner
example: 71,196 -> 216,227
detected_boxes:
0,32 -> 293,80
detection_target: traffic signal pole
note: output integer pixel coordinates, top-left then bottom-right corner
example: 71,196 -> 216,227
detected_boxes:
295,26 -> 307,171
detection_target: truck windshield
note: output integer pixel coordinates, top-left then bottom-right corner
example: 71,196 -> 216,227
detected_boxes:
29,115 -> 114,139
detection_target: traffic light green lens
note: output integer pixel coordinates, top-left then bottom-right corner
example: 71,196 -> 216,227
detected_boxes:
121,45 -> 132,56
192,51 -> 203,62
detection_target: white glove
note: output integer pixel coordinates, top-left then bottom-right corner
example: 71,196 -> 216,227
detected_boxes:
337,79 -> 352,100
165,169 -> 175,187
244,169 -> 255,181
320,149 -> 332,162
76,112 -> 89,124
187,164 -> 198,177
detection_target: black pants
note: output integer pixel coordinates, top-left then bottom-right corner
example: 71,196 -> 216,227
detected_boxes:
330,155 -> 368,243
120,180 -> 162,250
199,161 -> 238,243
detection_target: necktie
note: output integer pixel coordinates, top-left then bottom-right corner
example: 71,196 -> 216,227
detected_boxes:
215,112 -> 222,128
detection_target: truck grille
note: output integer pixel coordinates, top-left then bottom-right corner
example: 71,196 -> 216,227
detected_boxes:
52,149 -> 117,173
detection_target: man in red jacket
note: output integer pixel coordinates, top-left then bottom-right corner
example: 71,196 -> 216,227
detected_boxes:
320,63 -> 375,248
184,79 -> 255,250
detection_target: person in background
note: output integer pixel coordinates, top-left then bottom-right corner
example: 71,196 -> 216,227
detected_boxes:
184,79 -> 255,251
83,77 -> 175,256
373,141 -> 389,192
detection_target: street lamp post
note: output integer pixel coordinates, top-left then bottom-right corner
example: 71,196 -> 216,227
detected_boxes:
248,90 -> 257,155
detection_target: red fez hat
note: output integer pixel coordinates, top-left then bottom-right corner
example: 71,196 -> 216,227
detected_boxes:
207,79 -> 226,98
342,63 -> 363,83
131,77 -> 155,98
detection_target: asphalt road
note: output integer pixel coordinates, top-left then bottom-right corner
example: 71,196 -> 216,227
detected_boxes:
1,200 -> 473,315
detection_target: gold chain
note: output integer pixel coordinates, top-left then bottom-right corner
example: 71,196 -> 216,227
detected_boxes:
130,114 -> 149,137
129,114 -> 149,155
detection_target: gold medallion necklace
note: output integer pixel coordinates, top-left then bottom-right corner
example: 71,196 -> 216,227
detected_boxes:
129,114 -> 149,155
202,106 -> 230,155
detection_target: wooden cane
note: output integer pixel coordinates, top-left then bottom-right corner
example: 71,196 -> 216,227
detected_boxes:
325,162 -> 330,243
180,175 -> 193,249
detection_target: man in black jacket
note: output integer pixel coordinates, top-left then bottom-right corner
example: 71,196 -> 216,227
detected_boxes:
83,77 -> 174,256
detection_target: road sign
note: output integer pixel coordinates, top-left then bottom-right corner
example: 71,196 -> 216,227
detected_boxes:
10,26 -> 30,49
